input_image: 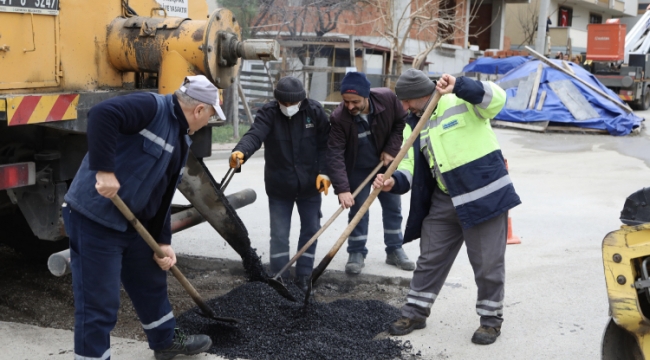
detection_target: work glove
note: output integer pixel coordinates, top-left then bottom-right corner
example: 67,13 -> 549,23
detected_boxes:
230,151 -> 245,169
316,174 -> 331,195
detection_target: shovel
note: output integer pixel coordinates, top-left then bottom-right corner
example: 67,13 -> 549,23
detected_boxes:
304,91 -> 443,305
219,158 -> 241,192
268,161 -> 384,301
110,195 -> 239,324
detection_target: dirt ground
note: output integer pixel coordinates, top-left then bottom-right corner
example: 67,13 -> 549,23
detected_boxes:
0,244 -> 409,343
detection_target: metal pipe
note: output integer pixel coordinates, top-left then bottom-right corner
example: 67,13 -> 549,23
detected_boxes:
47,249 -> 71,277
171,188 -> 256,233
47,188 -> 256,276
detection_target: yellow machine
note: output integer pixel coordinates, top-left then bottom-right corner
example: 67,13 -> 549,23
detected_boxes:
602,188 -> 650,359
0,0 -> 277,255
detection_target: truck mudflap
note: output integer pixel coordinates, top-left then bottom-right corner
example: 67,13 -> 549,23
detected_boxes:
177,152 -> 251,258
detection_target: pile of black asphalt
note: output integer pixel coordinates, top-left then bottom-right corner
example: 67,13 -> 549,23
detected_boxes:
177,280 -> 416,360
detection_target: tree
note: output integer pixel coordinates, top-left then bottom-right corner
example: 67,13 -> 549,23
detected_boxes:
362,0 -> 464,86
230,0 -> 359,39
217,0 -> 263,39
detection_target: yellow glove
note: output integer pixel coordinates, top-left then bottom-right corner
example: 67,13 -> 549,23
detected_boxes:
316,174 -> 331,195
230,151 -> 245,169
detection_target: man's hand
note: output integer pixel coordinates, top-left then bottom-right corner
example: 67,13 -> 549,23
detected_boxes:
316,174 -> 331,195
96,171 -> 120,198
372,174 -> 395,192
153,244 -> 177,271
230,151 -> 245,169
380,152 -> 394,167
338,192 -> 354,209
436,74 -> 456,95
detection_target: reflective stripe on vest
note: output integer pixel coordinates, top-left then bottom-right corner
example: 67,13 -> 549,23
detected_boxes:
451,174 -> 513,207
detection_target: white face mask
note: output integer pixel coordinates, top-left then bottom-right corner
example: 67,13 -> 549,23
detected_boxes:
280,103 -> 300,118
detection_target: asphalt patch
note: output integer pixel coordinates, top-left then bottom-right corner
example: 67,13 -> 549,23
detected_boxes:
177,281 -> 416,359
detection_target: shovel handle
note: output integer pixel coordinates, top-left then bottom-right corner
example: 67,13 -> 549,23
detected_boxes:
110,195 -> 216,318
310,91 -> 442,285
273,161 -> 384,279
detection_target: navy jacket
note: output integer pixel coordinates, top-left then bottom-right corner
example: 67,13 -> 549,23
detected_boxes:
233,99 -> 330,200
65,94 -> 191,244
391,112 -> 436,243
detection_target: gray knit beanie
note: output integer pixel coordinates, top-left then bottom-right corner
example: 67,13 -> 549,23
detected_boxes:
274,77 -> 306,103
395,69 -> 436,100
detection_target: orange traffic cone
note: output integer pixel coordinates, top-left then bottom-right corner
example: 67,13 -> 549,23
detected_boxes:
506,217 -> 521,245
503,158 -> 521,245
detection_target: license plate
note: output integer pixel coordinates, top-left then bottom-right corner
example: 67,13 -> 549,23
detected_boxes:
0,0 -> 59,15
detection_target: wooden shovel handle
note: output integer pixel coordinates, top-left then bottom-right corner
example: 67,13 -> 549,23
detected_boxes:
273,161 -> 384,279
310,91 -> 443,284
110,195 -> 214,317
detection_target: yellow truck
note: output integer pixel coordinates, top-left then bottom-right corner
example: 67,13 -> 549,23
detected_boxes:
0,0 -> 275,257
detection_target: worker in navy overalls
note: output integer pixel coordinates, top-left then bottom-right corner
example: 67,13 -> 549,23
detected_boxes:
63,75 -> 224,360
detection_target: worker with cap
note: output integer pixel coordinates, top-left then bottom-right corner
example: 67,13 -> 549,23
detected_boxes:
372,69 -> 520,345
327,71 -> 413,275
230,76 -> 330,293
63,75 -> 223,360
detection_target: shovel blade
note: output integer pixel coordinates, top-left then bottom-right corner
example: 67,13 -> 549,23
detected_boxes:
267,278 -> 297,302
193,308 -> 240,324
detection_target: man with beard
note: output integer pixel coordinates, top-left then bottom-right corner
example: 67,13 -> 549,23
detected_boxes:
327,72 -> 413,275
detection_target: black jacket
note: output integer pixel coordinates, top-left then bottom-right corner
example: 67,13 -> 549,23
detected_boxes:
327,88 -> 406,194
233,99 -> 330,200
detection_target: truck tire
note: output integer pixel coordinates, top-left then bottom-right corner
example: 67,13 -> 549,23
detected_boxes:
633,86 -> 650,111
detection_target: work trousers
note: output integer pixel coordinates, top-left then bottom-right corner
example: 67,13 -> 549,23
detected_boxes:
268,194 -> 322,279
64,205 -> 175,360
401,186 -> 507,328
346,168 -> 404,256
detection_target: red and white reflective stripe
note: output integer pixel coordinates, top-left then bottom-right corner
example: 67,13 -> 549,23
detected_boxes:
0,162 -> 35,190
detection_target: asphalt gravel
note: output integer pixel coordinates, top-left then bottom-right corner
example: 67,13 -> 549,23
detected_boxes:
177,281 -> 416,360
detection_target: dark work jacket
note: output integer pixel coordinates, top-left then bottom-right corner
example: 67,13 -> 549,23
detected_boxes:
327,88 -> 406,194
391,112 -> 435,243
64,94 -> 191,244
233,99 -> 330,200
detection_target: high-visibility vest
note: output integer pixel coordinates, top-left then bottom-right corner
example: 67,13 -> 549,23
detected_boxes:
396,81 -> 520,229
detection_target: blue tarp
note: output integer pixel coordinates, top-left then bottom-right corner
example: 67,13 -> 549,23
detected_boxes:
462,56 -> 531,75
494,59 -> 643,136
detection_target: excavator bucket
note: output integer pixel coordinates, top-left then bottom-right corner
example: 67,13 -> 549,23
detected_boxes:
177,152 -> 252,258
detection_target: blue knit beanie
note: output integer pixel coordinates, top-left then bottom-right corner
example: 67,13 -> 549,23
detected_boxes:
340,72 -> 371,98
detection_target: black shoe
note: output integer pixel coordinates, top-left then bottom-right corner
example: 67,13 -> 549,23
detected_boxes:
295,276 -> 314,296
345,253 -> 365,275
154,328 -> 212,360
471,325 -> 501,345
388,317 -> 426,336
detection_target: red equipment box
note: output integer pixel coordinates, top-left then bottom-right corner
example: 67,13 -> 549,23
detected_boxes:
587,23 -> 626,62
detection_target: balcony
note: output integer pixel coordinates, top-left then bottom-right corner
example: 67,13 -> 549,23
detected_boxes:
570,0 -> 626,15
549,27 -> 588,50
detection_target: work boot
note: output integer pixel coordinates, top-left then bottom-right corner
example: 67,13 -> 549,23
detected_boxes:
388,316 -> 426,336
345,252 -> 365,275
471,325 -> 501,345
386,248 -> 416,271
295,275 -> 314,295
154,328 -> 212,360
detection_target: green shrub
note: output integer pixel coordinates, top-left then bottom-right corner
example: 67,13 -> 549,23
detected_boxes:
212,124 -> 251,143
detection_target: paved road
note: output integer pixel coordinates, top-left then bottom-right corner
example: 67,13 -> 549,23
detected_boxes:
2,115 -> 648,359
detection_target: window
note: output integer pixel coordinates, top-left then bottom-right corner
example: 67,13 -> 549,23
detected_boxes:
590,13 -> 603,24
558,6 -> 573,27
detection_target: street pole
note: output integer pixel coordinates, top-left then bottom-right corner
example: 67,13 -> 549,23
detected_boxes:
535,0 -> 550,55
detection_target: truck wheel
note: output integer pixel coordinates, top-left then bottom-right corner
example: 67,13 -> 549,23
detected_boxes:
601,318 -> 644,360
636,87 -> 650,111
